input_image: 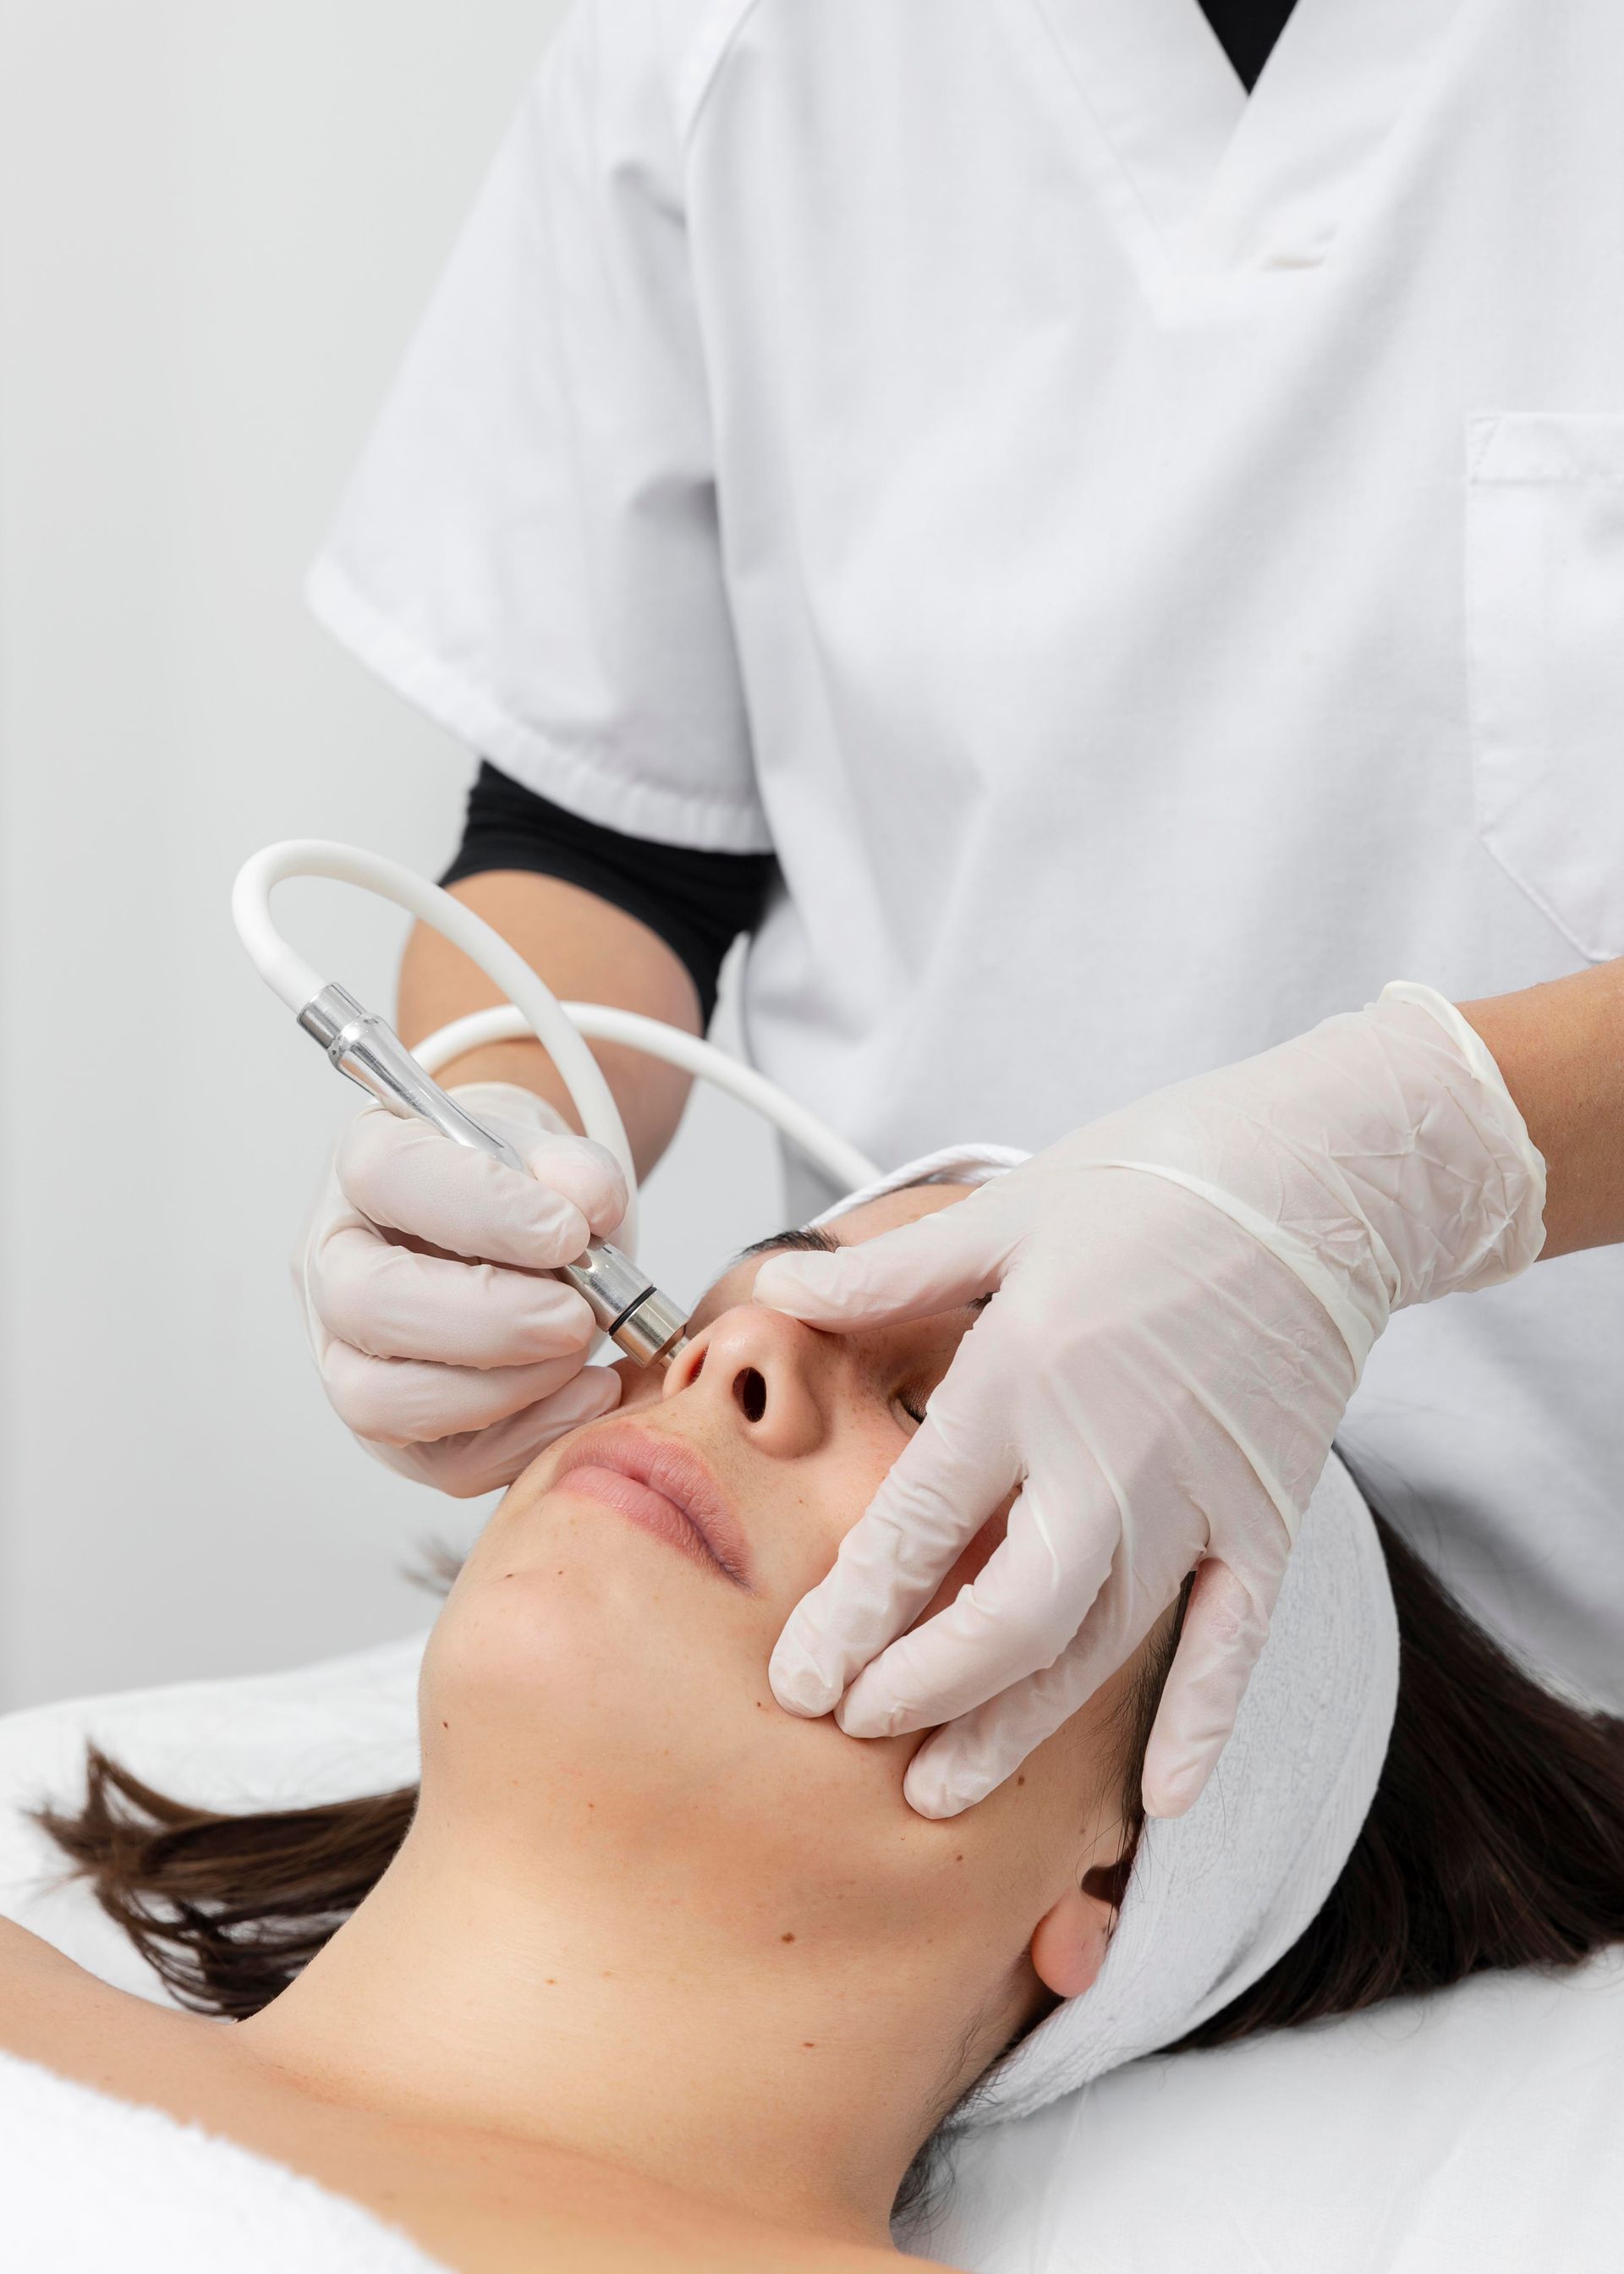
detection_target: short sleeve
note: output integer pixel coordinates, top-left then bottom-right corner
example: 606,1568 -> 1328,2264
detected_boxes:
306,0 -> 769,854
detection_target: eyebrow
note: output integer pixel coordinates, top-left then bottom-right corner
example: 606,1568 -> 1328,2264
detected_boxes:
726,1224 -> 841,1270
726,1167 -> 980,1278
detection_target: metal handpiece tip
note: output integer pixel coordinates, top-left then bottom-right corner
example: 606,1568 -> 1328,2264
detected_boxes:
607,1287 -> 689,1369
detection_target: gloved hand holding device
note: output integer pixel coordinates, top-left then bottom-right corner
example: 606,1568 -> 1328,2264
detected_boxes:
298,1081 -> 626,1496
755,984 -> 1547,1821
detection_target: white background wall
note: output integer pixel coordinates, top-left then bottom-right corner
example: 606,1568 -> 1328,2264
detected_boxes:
0,1 -> 780,1711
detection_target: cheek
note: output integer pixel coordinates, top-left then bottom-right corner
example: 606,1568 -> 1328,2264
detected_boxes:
612,1358 -> 662,1412
420,1497 -> 751,1787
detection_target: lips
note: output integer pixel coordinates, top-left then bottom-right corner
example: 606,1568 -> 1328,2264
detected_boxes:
551,1422 -> 754,1591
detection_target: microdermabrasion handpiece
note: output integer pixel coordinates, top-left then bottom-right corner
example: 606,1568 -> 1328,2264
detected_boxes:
297,983 -> 690,1369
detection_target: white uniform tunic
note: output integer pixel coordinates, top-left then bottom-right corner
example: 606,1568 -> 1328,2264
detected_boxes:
309,0 -> 1624,1702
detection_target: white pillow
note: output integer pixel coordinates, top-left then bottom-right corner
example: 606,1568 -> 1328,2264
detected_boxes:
0,1634 -> 425,2002
912,1951 -> 1624,2272
3,1640 -> 1620,2272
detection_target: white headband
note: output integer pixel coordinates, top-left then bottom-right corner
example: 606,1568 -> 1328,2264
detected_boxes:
806,1143 -> 1034,1226
810,1147 -> 1401,2122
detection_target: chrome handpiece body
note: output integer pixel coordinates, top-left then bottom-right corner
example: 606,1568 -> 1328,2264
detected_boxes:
299,984 -> 689,1368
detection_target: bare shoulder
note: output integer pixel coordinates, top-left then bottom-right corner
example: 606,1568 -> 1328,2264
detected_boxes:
0,1910 -> 215,2082
0,1910 -> 122,2066
0,1909 -> 90,2000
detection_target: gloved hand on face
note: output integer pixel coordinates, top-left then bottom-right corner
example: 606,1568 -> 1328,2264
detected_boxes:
297,1082 -> 626,1496
754,985 -> 1546,1821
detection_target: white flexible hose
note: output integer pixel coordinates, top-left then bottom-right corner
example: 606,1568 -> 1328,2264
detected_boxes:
413,1003 -> 881,1195
233,838 -> 634,1165
232,840 -> 881,1243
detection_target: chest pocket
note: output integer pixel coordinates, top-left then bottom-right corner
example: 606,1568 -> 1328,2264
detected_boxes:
1466,413 -> 1624,962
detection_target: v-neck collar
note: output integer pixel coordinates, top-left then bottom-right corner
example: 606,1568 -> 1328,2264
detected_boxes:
1029,0 -> 1479,288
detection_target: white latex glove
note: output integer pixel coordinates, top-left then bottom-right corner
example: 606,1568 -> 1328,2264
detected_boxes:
755,985 -> 1546,1820
298,1081 -> 626,1496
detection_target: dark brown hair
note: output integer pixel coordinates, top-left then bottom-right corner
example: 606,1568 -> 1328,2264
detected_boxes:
30,1505 -> 1624,2044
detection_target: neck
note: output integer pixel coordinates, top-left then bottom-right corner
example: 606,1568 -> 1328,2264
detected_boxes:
233,1803 -> 978,2244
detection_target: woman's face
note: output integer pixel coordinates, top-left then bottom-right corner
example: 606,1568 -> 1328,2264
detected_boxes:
421,1182 -> 1155,2064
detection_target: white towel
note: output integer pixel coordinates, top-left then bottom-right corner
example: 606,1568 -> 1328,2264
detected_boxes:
0,2046 -> 448,2273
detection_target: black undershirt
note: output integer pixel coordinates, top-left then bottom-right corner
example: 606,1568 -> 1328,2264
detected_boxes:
442,2 -> 1300,1019
442,762 -> 777,1030
1198,0 -> 1298,91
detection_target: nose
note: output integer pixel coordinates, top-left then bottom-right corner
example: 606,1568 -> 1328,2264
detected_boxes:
665,1302 -> 831,1458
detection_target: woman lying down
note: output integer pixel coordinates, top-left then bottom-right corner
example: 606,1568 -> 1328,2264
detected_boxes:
6,1148 -> 1623,2274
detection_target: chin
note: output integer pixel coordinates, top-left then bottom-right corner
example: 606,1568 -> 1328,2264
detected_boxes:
416,1504 -> 925,1897
416,1536 -> 755,1830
